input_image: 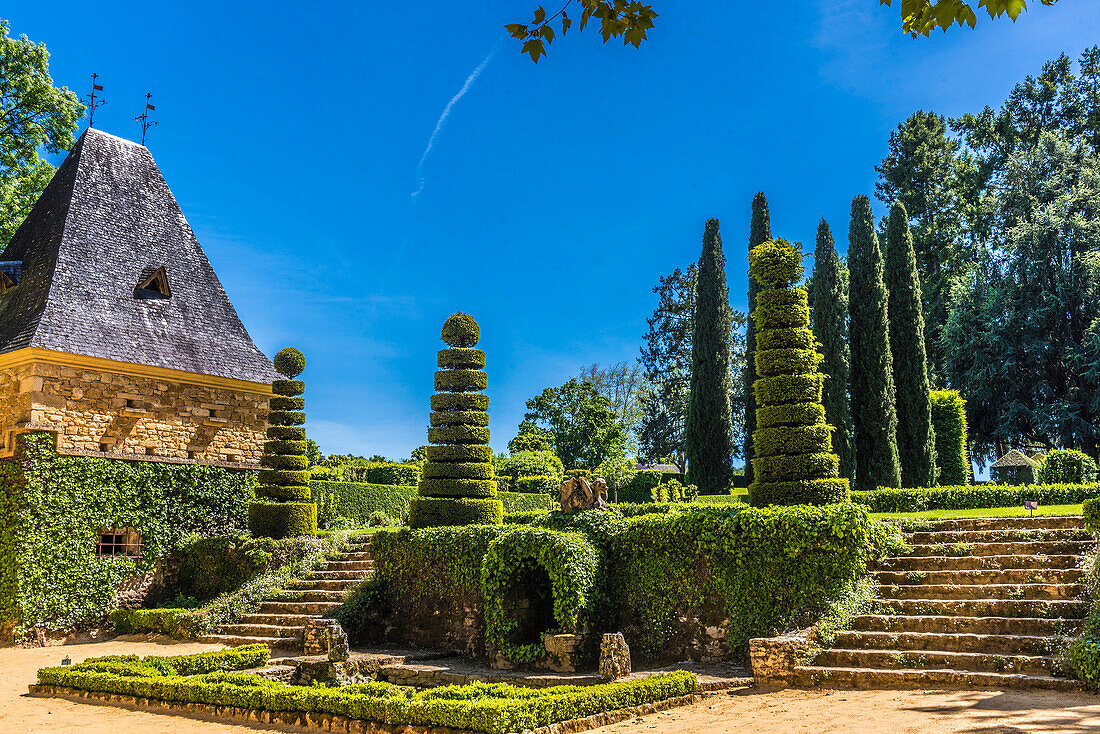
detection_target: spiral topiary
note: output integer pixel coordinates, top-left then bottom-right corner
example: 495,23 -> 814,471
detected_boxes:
249,348 -> 317,538
407,314 -> 503,528
749,238 -> 850,506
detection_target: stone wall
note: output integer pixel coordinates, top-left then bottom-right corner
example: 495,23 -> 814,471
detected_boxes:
0,357 -> 269,467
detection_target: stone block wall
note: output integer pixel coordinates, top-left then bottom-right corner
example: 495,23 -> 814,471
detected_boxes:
0,357 -> 269,467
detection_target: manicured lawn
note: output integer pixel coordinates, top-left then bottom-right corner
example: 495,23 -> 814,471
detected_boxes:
695,493 -> 748,505
872,503 -> 1084,520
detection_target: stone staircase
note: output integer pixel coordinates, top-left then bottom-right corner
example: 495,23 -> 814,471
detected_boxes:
198,534 -> 373,654
796,515 -> 1094,690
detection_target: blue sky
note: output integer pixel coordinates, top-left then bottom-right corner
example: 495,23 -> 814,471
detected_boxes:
9,1 -> 1100,461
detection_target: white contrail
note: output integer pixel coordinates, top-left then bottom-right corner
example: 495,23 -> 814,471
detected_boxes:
411,47 -> 498,197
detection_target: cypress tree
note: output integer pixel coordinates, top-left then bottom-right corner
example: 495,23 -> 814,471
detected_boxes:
811,219 -> 854,481
743,193 -> 771,484
686,218 -> 734,493
885,202 -> 938,487
848,195 -> 902,491
749,237 -> 849,506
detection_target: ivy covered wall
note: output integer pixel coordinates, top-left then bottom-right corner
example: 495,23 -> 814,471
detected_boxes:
0,432 -> 254,639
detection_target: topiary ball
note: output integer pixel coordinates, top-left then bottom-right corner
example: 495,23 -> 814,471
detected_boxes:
274,347 -> 306,377
750,238 -> 804,288
441,313 -> 480,347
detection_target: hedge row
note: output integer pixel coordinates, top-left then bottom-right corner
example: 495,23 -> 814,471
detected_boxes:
109,608 -> 198,638
312,481 -> 548,526
75,643 -> 269,677
333,462 -> 419,487
852,482 -> 1100,513
36,664 -> 697,734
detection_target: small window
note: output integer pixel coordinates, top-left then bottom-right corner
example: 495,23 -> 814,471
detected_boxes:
134,266 -> 170,299
97,528 -> 142,558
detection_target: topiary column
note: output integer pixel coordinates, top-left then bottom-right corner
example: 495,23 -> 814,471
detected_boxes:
248,348 -> 317,538
407,313 -> 504,528
748,238 -> 850,506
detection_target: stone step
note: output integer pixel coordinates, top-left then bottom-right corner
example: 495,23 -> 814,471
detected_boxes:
910,517 -> 1085,532
831,630 -> 1063,656
239,613 -> 320,626
325,560 -> 374,572
274,589 -> 349,603
814,648 -> 1058,677
907,541 -> 1093,557
305,569 -> 370,581
908,528 -> 1093,544
219,623 -> 304,638
876,598 -> 1089,619
197,634 -> 301,650
286,578 -> 360,592
794,665 -> 1082,692
880,554 -> 1082,572
340,552 -> 374,562
257,600 -> 343,615
874,568 -> 1085,586
878,583 -> 1086,601
851,615 -> 1084,636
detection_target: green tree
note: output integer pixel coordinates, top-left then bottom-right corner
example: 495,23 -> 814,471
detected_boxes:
880,0 -> 1058,37
507,431 -> 553,453
811,219 -> 854,481
743,192 -> 772,485
885,202 -> 938,488
686,218 -> 734,493
0,20 -> 84,246
519,378 -> 628,468
578,361 -> 643,444
637,265 -> 695,468
848,195 -> 902,491
875,110 -> 978,382
304,439 -> 323,467
748,237 -> 849,506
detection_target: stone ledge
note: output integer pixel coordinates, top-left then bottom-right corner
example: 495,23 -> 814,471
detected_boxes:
27,685 -> 705,734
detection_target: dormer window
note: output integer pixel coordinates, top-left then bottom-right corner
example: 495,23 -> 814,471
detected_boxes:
135,266 -> 170,299
0,261 -> 22,293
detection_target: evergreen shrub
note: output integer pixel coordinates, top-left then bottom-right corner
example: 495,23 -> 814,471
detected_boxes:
249,347 -> 316,538
409,314 -> 503,528
618,469 -> 662,503
1083,498 -> 1100,533
748,238 -> 849,506
514,475 -> 558,494
930,390 -> 971,485
853,482 -> 1100,512
1038,450 -> 1098,484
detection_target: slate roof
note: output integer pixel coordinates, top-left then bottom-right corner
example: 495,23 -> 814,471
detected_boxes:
0,128 -> 278,383
990,449 -> 1038,469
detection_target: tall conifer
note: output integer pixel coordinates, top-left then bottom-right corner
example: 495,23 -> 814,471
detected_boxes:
885,202 -> 938,487
812,219 -> 854,480
743,193 -> 771,484
848,195 -> 902,491
686,218 -> 734,492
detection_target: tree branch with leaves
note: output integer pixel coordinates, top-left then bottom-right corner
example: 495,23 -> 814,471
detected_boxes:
506,1 -> 657,63
880,0 -> 1058,37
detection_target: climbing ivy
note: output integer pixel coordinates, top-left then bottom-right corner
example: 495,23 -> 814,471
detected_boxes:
0,432 -> 254,639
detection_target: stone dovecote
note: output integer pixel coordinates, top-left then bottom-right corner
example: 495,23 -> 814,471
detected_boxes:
0,128 -> 276,466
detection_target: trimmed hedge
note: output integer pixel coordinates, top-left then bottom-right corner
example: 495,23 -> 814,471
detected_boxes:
930,389 -> 971,486
852,482 -> 1100,513
1038,450 -> 1098,484
757,403 -> 826,429
481,527 -> 599,664
611,503 -> 874,658
753,425 -> 833,457
618,470 -> 662,503
108,608 -> 198,638
408,497 -> 504,528
754,374 -> 825,406
418,478 -> 498,498
514,475 -> 558,494
748,478 -> 849,506
312,481 -> 543,525
754,453 -> 839,483
1085,498 -> 1100,533
36,662 -> 696,734
410,314 -> 502,528
72,643 -> 269,677
248,502 -> 317,539
334,462 -> 420,487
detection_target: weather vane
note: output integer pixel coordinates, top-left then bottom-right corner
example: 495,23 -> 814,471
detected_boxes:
84,73 -> 106,127
134,92 -> 158,145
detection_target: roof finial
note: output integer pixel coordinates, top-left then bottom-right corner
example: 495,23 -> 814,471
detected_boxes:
134,92 -> 158,145
84,73 -> 106,128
